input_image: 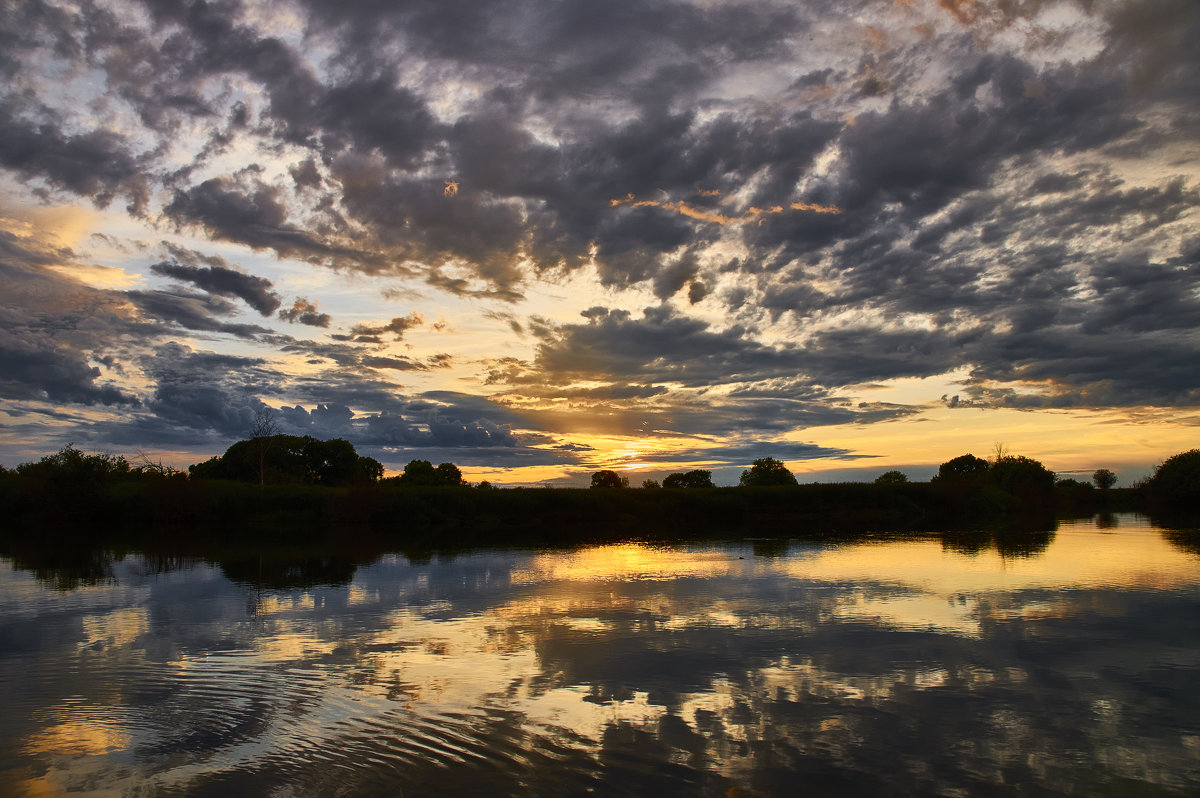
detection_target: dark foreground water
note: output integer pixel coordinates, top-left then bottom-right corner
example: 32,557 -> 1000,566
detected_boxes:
2,515 -> 1198,796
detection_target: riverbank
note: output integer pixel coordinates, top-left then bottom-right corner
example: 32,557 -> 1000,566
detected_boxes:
0,476 -> 1148,551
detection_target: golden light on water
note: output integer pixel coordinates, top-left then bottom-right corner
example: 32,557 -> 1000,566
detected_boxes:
509,543 -> 746,584
24,719 -> 130,758
4,518 -> 1199,793
785,525 -> 1198,592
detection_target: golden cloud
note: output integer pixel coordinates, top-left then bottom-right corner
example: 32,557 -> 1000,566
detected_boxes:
939,0 -> 986,26
609,192 -> 839,225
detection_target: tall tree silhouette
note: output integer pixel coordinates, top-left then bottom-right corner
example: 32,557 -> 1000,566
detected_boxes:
250,407 -> 279,489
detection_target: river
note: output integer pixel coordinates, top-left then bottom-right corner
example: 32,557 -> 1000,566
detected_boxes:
2,514 -> 1198,795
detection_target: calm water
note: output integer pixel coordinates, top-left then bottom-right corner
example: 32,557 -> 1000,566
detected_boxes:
2,515 -> 1198,796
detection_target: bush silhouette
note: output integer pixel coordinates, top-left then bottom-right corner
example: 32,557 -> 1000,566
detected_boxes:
1146,449 -> 1200,513
188,435 -> 382,486
932,454 -> 990,484
591,470 -> 629,489
739,458 -> 797,487
663,470 -> 714,489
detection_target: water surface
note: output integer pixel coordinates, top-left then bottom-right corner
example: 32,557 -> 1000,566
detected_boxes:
2,515 -> 1199,795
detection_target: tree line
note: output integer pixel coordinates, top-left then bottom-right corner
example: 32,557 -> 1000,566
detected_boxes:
0,439 -> 1196,545
588,449 -> 1198,520
1,436 -> 1196,517
593,457 -> 800,489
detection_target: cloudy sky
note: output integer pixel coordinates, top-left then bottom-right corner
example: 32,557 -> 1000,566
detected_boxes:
1,0 -> 1196,485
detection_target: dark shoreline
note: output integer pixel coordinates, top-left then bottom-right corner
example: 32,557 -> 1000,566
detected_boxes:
2,474 -> 1191,595
0,477 -> 1149,545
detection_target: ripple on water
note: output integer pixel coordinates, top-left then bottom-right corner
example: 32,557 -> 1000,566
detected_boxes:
50,647 -> 607,795
142,699 -> 617,796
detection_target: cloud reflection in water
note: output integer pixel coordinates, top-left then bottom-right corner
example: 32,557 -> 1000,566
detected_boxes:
1,516 -> 1199,795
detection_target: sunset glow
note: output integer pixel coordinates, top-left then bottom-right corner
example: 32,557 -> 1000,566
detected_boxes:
0,0 -> 1196,484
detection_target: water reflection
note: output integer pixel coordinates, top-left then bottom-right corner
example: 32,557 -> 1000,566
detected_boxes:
1,515 -> 1199,795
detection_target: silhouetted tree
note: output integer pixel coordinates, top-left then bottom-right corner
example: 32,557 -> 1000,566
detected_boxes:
188,455 -> 224,479
354,456 -> 384,483
932,452 -> 1007,520
10,445 -> 134,524
874,470 -> 908,485
131,450 -> 182,479
990,455 -> 1056,499
739,458 -> 797,486
1145,449 -> 1200,512
399,459 -> 437,486
187,435 -> 381,486
15,445 -> 131,483
663,469 -> 714,489
301,437 -> 358,484
249,407 -> 279,489
1055,477 -> 1096,514
590,470 -> 629,489
434,462 -> 466,486
932,453 -> 990,483
393,459 -> 467,486
1092,468 -> 1117,490
641,479 -> 661,489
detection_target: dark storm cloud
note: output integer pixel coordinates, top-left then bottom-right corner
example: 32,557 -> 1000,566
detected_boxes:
737,165 -> 1199,407
277,339 -> 367,370
126,289 -> 273,339
163,175 -> 344,261
274,336 -> 450,386
150,248 -> 281,315
111,0 -> 836,292
504,305 -> 806,388
0,333 -> 140,407
288,158 -> 323,191
719,43 -> 1198,409
330,162 -> 530,290
298,0 -> 802,98
483,304 -> 922,440
131,342 -> 282,438
490,304 -> 945,416
0,234 -> 144,406
1099,0 -> 1200,98
958,326 -> 1200,409
513,393 -> 908,441
359,355 -> 432,372
529,383 -> 670,402
277,297 -> 331,328
259,384 -> 573,467
749,53 -> 1143,258
617,439 -> 867,469
332,312 -> 425,344
0,101 -> 150,214
312,73 -> 438,168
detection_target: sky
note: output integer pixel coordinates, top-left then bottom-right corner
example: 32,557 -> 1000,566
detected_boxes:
0,0 -> 1197,486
